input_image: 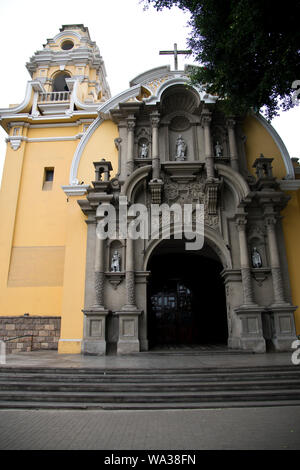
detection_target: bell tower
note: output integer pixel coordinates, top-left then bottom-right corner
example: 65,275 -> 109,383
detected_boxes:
26,24 -> 111,111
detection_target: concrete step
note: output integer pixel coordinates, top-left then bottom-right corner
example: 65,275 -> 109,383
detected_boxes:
1,372 -> 300,384
0,399 -> 300,410
0,364 -> 298,375
0,364 -> 299,409
1,378 -> 300,393
0,367 -> 299,381
0,388 -> 299,404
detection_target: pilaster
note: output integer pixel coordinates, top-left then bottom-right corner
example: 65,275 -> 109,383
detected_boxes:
234,213 -> 266,352
227,118 -> 239,173
126,115 -> 136,176
114,216 -> 142,354
150,111 -> 160,180
201,111 -> 215,180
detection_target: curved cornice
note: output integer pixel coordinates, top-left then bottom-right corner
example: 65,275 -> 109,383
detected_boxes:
144,76 -> 217,105
0,81 -> 43,116
253,112 -> 295,180
52,30 -> 83,42
121,165 -> 152,201
68,84 -> 141,185
143,223 -> 232,270
215,163 -> 250,204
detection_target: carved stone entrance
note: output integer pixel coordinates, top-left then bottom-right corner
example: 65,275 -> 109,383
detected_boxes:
147,241 -> 228,348
78,75 -> 297,355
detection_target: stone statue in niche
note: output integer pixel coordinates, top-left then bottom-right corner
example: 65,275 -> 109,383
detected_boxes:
111,250 -> 121,272
175,135 -> 186,161
215,141 -> 223,157
251,247 -> 262,268
139,142 -> 148,158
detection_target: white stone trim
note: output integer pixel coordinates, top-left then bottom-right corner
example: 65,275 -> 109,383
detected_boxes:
66,74 -> 219,189
52,31 -> 82,42
0,111 -> 98,123
130,65 -> 171,87
144,76 -> 217,105
61,185 -> 90,196
253,113 -> 295,180
279,179 -> 300,191
0,80 -> 44,115
68,84 -> 141,186
6,134 -> 84,149
30,120 -> 93,128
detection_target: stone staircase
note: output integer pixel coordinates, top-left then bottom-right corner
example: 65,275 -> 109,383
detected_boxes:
0,365 -> 299,409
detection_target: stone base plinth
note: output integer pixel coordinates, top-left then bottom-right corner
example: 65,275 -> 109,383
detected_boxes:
114,308 -> 142,354
235,304 -> 266,353
82,308 -> 109,356
268,304 -> 297,351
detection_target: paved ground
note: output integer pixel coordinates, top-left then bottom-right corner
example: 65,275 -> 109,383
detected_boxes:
0,407 -> 299,450
0,348 -> 296,369
0,350 -> 299,450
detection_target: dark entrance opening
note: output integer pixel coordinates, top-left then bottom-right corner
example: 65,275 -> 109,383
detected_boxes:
147,240 -> 228,348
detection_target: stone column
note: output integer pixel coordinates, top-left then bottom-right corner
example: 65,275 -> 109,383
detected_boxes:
126,115 -> 135,176
264,213 -> 297,350
125,235 -> 136,308
236,216 -> 255,306
235,215 -> 265,352
94,234 -> 105,308
115,216 -> 142,354
82,223 -> 109,355
151,112 -> 160,180
227,118 -> 239,173
265,215 -> 285,305
202,113 -> 215,180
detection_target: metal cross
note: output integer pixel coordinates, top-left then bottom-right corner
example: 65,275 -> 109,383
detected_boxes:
159,43 -> 192,71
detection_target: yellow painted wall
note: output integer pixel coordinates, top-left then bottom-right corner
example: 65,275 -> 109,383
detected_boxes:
58,195 -> 87,354
243,115 -> 286,179
0,116 -> 119,352
0,126 -> 78,317
282,191 -> 300,334
78,120 -> 119,183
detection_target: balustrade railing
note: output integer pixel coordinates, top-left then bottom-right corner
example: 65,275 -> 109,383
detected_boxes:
38,91 -> 71,103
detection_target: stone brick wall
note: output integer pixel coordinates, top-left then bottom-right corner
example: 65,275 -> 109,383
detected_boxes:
0,316 -> 61,353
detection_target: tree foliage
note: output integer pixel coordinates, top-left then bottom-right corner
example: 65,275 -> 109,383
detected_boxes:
142,0 -> 300,120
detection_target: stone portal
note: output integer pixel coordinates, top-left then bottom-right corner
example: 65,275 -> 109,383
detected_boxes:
147,241 -> 228,348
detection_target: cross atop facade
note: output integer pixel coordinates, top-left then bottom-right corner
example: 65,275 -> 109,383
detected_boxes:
159,43 -> 192,71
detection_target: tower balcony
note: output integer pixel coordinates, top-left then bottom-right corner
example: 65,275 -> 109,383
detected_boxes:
37,91 -> 72,115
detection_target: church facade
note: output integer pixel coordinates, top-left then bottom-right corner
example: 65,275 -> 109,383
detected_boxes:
0,25 -> 299,355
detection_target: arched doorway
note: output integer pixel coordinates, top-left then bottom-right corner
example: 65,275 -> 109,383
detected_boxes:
147,239 -> 228,349
52,72 -> 70,92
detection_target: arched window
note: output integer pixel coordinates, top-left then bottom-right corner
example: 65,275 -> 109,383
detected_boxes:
52,72 -> 70,92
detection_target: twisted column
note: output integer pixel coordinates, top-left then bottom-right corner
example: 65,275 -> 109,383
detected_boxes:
94,227 -> 105,308
124,213 -> 138,309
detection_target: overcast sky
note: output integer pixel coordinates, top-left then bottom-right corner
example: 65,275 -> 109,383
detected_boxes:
0,0 -> 299,183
